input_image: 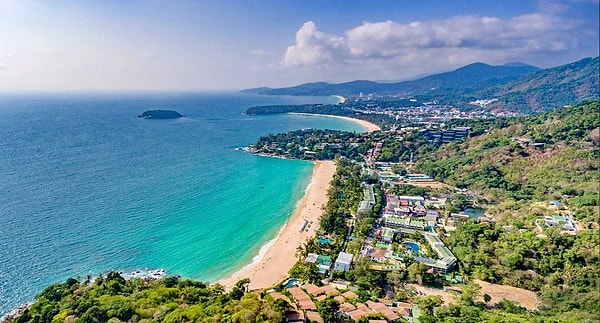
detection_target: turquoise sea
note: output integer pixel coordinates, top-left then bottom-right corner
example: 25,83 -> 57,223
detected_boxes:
0,92 -> 366,314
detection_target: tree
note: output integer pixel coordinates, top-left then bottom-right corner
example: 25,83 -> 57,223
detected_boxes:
454,281 -> 482,306
386,270 -> 405,287
317,298 -> 340,322
288,262 -> 319,283
230,278 -> 250,300
483,293 -> 492,304
407,262 -> 426,285
235,278 -> 251,292
210,283 -> 225,296
391,164 -> 407,175
295,243 -> 308,261
416,295 -> 443,316
77,306 -> 108,323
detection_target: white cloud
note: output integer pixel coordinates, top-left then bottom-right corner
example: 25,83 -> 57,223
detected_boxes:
283,21 -> 347,67
282,11 -> 591,73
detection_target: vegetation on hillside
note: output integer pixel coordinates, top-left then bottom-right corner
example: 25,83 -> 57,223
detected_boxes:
455,221 -> 598,316
487,57 -> 599,113
417,100 -> 599,205
249,129 -> 372,160
245,104 -> 396,129
413,101 -> 600,321
244,57 -> 598,114
10,274 -> 285,323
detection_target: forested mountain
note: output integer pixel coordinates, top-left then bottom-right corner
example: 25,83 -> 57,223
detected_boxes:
244,57 -> 599,115
417,100 -> 599,210
481,57 -> 600,113
246,62 -> 540,97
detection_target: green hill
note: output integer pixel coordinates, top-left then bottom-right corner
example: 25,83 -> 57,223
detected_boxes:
415,101 -> 600,321
482,57 -> 600,113
417,100 -> 599,206
7,275 -> 286,323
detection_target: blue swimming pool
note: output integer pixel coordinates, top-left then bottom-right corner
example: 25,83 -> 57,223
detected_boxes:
403,241 -> 420,254
318,236 -> 332,244
284,278 -> 299,289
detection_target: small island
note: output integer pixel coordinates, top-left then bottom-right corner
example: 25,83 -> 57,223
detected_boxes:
137,110 -> 184,119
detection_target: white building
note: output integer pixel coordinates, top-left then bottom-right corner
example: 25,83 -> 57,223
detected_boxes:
334,252 -> 353,272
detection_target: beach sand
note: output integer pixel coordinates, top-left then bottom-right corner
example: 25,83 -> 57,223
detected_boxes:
326,115 -> 380,132
219,160 -> 336,291
288,113 -> 381,132
332,95 -> 346,104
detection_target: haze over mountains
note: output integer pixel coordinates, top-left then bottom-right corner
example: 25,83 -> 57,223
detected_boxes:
244,57 -> 599,114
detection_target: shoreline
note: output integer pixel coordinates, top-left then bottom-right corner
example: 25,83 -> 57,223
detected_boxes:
287,112 -> 381,132
332,95 -> 346,104
219,160 -> 336,290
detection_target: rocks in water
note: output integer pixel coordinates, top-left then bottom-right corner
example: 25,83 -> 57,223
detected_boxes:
138,110 -> 184,119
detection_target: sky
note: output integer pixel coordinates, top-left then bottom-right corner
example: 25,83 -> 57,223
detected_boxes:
0,0 -> 598,92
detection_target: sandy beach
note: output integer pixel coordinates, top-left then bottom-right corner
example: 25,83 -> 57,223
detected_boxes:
219,160 -> 337,291
288,113 -> 381,132
332,95 -> 346,104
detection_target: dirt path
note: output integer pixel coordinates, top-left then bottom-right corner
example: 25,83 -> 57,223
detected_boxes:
407,280 -> 539,310
475,279 -> 539,310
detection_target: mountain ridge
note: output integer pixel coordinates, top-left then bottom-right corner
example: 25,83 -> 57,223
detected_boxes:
244,57 -> 599,114
245,61 -> 540,97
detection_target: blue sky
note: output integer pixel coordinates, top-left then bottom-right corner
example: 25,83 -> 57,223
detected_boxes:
0,0 -> 598,91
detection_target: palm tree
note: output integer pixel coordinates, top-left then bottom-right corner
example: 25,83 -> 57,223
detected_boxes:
296,243 -> 308,261
307,237 -> 321,253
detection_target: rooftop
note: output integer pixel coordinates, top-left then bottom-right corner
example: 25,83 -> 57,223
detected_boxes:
336,252 -> 354,265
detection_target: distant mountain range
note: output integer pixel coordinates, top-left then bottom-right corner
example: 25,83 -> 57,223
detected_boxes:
243,62 -> 540,97
243,57 -> 599,114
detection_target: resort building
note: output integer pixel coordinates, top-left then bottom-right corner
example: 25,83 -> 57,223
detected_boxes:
368,221 -> 457,273
421,232 -> 457,273
285,311 -> 305,323
305,311 -> 324,323
302,284 -> 339,297
358,183 -> 376,214
384,216 -> 427,231
398,195 -> 425,204
375,227 -> 396,244
330,280 -> 351,290
358,200 -> 373,214
340,299 -> 408,323
366,248 -> 387,262
334,252 -> 353,272
287,287 -> 317,312
341,290 -> 359,300
366,300 -> 400,322
540,215 -> 578,232
423,126 -> 471,144
305,253 -> 333,274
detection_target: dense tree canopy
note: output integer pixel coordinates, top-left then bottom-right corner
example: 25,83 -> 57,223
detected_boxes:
11,274 -> 285,323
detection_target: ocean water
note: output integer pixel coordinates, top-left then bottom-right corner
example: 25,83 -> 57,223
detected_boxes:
0,92 -> 365,314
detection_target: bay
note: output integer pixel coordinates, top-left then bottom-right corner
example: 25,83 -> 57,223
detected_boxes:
0,92 -> 365,314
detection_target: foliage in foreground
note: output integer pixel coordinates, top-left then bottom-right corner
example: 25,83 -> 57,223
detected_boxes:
12,274 -> 285,323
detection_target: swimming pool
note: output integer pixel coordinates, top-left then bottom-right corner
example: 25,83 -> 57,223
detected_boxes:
284,278 -> 299,289
318,236 -> 331,244
403,241 -> 420,254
